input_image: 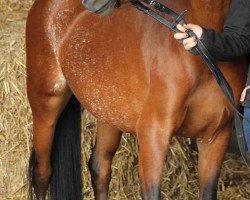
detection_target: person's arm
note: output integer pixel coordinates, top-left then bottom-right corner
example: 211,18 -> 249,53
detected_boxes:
200,0 -> 250,60
174,0 -> 250,61
200,29 -> 250,60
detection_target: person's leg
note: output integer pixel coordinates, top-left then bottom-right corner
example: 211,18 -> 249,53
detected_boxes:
243,107 -> 250,152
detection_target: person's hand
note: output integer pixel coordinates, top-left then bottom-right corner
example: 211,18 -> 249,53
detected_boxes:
240,85 -> 250,102
174,24 -> 203,50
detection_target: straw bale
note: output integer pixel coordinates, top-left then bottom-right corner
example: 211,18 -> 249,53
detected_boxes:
0,1 -> 249,200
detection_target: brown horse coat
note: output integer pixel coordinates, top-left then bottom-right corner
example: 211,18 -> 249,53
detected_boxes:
26,0 -> 247,199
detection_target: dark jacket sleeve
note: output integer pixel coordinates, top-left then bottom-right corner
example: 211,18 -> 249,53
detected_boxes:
200,0 -> 250,61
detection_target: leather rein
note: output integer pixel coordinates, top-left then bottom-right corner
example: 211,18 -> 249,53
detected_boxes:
130,0 -> 250,168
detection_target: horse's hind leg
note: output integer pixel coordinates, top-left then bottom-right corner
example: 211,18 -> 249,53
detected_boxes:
197,125 -> 232,200
29,89 -> 72,198
27,50 -> 72,198
26,7 -> 74,197
28,81 -> 72,199
89,121 -> 122,200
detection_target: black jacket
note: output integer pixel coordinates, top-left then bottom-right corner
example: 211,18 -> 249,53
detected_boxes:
200,0 -> 250,107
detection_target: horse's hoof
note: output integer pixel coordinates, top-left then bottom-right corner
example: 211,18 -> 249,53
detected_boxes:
32,166 -> 51,199
36,195 -> 46,200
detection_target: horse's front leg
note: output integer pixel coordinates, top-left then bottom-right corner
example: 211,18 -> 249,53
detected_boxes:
197,124 -> 232,200
88,121 -> 122,200
137,122 -> 171,199
136,88 -> 188,200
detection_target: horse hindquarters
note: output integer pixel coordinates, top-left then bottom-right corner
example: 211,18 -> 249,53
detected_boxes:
26,0 -> 84,198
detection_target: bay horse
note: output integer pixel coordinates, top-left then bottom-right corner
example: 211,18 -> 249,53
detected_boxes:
26,0 -> 247,199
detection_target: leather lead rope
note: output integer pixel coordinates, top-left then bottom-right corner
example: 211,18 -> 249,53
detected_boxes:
131,0 -> 250,168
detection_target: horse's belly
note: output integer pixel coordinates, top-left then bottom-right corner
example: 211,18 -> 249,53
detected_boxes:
76,73 -> 148,132
63,63 -> 149,132
59,10 -> 149,132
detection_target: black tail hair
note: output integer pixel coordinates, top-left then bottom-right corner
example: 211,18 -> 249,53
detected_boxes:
28,96 -> 83,200
28,149 -> 36,199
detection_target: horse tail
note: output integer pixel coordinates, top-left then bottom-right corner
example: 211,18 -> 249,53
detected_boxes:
50,95 -> 83,199
28,149 -> 36,199
28,95 -> 83,200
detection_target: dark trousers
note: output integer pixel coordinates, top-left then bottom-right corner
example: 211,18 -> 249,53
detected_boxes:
243,107 -> 250,152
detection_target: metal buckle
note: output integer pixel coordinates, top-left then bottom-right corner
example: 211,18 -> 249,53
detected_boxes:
149,0 -> 155,5
171,10 -> 188,28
